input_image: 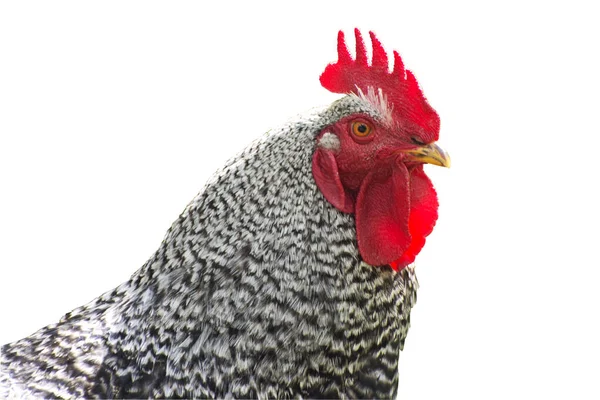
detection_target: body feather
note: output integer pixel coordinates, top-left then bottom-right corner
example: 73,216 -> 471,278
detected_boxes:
1,100 -> 418,399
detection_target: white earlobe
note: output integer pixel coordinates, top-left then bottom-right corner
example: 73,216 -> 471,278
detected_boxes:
317,132 -> 340,150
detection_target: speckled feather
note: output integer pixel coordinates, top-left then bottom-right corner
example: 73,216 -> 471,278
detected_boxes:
0,96 -> 419,399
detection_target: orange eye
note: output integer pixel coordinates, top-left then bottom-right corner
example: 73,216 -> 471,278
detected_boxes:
351,121 -> 372,137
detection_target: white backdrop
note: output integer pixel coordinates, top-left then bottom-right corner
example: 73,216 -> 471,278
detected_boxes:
1,1 -> 599,398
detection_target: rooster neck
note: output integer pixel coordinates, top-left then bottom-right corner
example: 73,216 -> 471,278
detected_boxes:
102,114 -> 417,398
1,109 -> 418,399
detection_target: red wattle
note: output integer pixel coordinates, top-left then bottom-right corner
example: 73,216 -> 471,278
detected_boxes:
355,159 -> 411,266
312,148 -> 355,213
390,166 -> 439,270
313,148 -> 439,271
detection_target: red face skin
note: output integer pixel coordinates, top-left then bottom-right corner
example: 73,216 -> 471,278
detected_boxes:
329,114 -> 424,190
312,113 -> 440,271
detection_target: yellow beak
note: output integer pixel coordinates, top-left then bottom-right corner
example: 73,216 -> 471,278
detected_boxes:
402,143 -> 451,168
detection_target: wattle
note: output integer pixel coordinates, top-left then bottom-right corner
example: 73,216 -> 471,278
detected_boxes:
356,161 -> 438,271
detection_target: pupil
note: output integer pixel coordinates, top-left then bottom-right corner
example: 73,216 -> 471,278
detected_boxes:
357,124 -> 367,133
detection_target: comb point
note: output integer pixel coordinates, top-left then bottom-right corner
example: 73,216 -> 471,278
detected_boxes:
392,50 -> 405,78
369,31 -> 388,70
336,30 -> 352,64
354,29 -> 368,66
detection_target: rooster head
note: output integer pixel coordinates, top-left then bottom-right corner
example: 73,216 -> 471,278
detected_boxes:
313,29 -> 450,271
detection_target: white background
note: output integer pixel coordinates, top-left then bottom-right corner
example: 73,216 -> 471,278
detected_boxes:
1,1 -> 599,399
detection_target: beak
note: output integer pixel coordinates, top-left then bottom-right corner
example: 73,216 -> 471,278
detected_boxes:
402,143 -> 451,168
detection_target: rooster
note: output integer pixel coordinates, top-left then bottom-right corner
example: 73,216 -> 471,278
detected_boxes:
0,29 -> 449,399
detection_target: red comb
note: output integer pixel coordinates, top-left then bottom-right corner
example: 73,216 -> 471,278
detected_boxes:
320,29 -> 440,137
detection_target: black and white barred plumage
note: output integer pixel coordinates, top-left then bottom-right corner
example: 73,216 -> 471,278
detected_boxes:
1,95 -> 419,399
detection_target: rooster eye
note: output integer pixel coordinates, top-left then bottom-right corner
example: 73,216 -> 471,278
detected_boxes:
351,121 -> 372,138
